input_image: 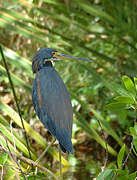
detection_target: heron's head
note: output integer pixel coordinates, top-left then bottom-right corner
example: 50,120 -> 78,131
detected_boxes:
32,47 -> 93,73
32,47 -> 57,73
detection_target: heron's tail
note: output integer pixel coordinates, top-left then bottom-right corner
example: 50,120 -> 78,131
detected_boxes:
59,142 -> 74,154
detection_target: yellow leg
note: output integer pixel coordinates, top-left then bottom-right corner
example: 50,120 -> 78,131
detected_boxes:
59,145 -> 63,180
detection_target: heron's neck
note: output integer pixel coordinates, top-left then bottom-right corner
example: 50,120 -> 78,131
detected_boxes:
44,61 -> 53,67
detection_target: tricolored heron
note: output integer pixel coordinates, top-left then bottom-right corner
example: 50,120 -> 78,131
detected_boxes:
32,47 -> 92,153
32,48 -> 92,177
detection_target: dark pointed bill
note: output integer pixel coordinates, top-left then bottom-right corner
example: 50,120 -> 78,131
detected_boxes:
51,53 -> 93,62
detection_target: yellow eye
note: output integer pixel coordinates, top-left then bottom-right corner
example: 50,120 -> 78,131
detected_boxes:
52,52 -> 58,57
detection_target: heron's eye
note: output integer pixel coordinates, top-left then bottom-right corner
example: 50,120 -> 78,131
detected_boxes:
52,52 -> 58,57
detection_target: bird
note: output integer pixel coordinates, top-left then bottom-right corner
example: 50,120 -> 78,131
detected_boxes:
32,47 -> 92,154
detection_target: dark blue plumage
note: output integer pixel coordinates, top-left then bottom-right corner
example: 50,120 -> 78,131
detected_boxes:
32,48 -> 73,154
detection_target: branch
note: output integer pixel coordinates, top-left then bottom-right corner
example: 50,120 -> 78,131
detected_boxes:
0,146 -> 58,180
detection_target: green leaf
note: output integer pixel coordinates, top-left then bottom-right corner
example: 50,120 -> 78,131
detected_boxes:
114,96 -> 135,104
128,172 -> 137,180
134,77 -> 137,91
96,169 -> 115,180
130,125 -> 137,155
130,127 -> 137,136
122,75 -> 136,98
78,2 -> 115,24
114,169 -> 129,178
104,103 -> 127,111
117,144 -> 125,168
1,46 -> 32,78
135,124 -> 137,133
104,81 -> 130,97
0,152 -> 8,165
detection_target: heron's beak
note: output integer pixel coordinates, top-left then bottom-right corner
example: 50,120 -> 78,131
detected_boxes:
51,52 -> 93,62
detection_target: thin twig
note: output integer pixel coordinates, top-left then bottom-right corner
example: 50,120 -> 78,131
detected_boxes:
0,145 -> 58,180
6,139 -> 26,180
122,139 -> 134,168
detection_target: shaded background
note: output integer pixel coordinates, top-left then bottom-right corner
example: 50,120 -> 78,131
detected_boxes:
0,0 -> 137,179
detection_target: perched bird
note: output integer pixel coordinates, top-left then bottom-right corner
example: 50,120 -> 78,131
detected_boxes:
32,47 -> 92,154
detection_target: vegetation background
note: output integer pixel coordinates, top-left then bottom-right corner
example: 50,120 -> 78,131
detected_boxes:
0,0 -> 137,179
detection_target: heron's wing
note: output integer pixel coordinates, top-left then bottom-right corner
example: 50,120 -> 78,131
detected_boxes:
32,66 -> 73,153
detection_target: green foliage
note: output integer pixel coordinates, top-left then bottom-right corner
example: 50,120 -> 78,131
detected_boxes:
122,75 -> 136,99
130,125 -> 137,155
117,144 -> 125,169
104,75 -> 137,112
0,0 -> 137,179
96,169 -> 115,180
103,75 -> 137,180
0,152 -> 8,165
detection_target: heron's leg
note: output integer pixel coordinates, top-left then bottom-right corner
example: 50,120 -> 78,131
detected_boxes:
35,138 -> 55,163
59,145 -> 63,180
